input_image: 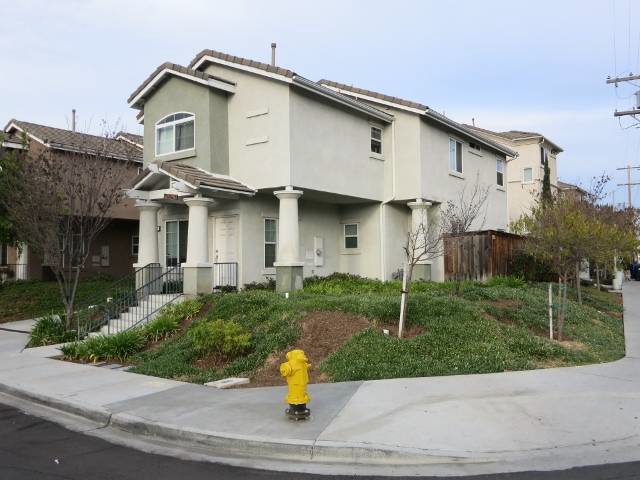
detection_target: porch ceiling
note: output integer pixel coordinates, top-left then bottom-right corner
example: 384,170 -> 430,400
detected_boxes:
258,187 -> 379,205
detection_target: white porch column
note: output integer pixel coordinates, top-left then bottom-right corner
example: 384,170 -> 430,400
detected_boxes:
183,196 -> 215,295
274,186 -> 304,292
134,201 -> 160,267
407,198 -> 433,281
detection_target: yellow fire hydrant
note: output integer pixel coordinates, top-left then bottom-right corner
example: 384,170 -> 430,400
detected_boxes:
279,349 -> 311,420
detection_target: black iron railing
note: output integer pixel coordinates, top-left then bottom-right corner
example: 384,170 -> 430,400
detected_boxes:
105,265 -> 183,334
213,262 -> 238,291
0,264 -> 28,282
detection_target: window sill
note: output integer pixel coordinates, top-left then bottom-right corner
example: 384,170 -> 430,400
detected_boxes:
496,186 -> 506,192
521,181 -> 535,185
449,171 -> 464,179
340,249 -> 361,255
155,148 -> 196,162
369,154 -> 384,161
262,268 -> 276,275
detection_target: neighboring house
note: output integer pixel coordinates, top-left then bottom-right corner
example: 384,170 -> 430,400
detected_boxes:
465,125 -> 563,227
127,49 -> 516,294
558,180 -> 587,202
1,120 -> 143,280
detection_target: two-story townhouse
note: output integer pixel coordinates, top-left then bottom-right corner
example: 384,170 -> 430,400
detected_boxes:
465,125 -> 563,227
1,120 -> 143,280
127,49 -> 516,294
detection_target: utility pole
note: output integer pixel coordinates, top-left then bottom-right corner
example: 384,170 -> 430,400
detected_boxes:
606,74 -> 640,120
616,165 -> 640,208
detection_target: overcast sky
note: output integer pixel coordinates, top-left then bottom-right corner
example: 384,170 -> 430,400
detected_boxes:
2,0 -> 639,204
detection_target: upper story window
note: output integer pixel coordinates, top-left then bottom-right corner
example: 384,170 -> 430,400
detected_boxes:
370,126 -> 382,155
540,146 -> 548,165
449,138 -> 463,173
496,158 -> 505,187
523,167 -> 533,184
156,112 -> 195,156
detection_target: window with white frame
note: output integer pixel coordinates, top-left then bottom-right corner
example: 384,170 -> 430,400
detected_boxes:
449,138 -> 463,173
155,112 -> 195,156
264,218 -> 277,268
344,223 -> 359,249
523,167 -> 533,184
370,126 -> 382,155
496,158 -> 505,186
131,235 -> 139,256
166,220 -> 188,266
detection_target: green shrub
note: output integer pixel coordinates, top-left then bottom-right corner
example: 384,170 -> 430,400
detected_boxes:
61,329 -> 145,363
244,278 -> 276,291
28,314 -> 77,347
187,319 -> 252,359
510,251 -> 556,282
486,276 -> 526,288
143,314 -> 180,342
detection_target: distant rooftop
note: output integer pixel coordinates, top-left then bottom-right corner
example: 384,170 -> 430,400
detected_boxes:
4,119 -> 143,163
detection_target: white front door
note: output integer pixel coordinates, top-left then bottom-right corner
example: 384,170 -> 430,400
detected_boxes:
214,216 -> 238,287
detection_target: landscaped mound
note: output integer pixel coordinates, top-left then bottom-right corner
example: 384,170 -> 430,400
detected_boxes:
120,275 -> 624,385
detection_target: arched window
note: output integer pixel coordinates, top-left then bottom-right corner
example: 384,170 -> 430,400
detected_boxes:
155,112 -> 195,155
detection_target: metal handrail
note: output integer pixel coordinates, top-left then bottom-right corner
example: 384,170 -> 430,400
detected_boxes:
0,264 -> 28,282
107,266 -> 184,334
213,262 -> 238,291
74,263 -> 161,339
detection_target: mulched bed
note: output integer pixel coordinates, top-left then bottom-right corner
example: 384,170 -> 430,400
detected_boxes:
243,310 -> 371,387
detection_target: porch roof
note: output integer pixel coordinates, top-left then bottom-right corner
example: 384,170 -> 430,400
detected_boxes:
132,162 -> 256,196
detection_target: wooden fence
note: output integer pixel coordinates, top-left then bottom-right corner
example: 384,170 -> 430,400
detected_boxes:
444,230 -> 524,281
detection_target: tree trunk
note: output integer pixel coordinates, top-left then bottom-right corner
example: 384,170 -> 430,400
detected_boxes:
575,261 -> 582,305
398,263 -> 413,339
596,265 -> 601,291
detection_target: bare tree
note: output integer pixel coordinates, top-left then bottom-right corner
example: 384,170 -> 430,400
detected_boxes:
398,176 -> 490,338
2,135 -> 133,330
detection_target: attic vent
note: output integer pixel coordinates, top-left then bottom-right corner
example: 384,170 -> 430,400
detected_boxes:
469,141 -> 482,152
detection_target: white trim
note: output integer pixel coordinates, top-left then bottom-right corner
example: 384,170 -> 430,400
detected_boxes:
343,223 -> 359,251
245,136 -> 269,146
1,141 -> 26,150
246,107 -> 269,118
496,157 -> 505,187
321,84 -> 425,115
4,122 -> 47,147
370,125 -> 383,156
116,134 -> 143,149
128,68 -> 235,107
155,112 -> 195,157
192,55 -> 294,83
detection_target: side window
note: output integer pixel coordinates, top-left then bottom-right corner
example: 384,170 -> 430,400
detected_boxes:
344,223 -> 359,249
131,235 -> 139,256
449,138 -> 463,173
264,218 -> 277,268
370,126 -> 382,155
496,158 -> 505,187
523,167 -> 533,184
156,112 -> 195,156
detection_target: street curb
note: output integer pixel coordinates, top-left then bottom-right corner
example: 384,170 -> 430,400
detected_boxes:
0,382 -> 112,425
108,412 -> 470,466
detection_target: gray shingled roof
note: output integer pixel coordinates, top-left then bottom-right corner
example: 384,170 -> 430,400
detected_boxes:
464,124 -> 563,152
318,79 -> 428,110
158,162 -> 255,195
5,119 -> 143,162
127,62 -> 235,107
189,48 -> 296,78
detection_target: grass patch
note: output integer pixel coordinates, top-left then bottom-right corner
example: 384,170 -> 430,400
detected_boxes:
127,276 -> 625,385
0,279 -> 112,323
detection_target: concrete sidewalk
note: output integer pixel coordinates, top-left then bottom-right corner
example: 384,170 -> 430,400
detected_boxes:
1,284 -> 640,476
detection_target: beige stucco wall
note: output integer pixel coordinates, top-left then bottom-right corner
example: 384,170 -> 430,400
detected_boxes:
338,203 -> 382,279
141,76 -> 229,173
419,121 -> 508,231
201,64 -> 292,189
289,89 -> 385,200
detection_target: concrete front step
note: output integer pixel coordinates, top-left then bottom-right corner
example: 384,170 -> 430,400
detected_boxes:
99,294 -> 183,336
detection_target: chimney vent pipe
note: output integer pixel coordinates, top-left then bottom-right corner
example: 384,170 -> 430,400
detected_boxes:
271,42 -> 276,66
72,109 -> 76,132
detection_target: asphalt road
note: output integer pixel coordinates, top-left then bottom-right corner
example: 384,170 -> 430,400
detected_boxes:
1,403 -> 640,480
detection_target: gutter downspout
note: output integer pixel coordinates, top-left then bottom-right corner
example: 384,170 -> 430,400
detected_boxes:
379,117 -> 398,281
